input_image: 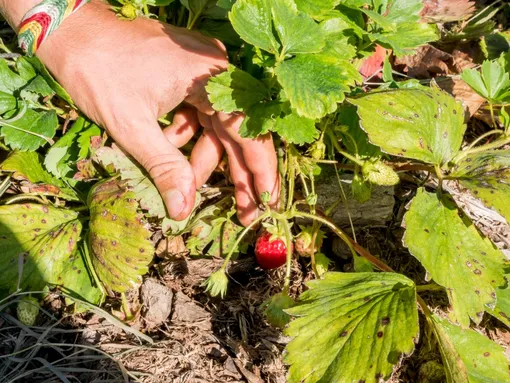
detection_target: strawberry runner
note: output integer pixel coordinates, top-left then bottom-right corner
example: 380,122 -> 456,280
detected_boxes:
18,0 -> 91,57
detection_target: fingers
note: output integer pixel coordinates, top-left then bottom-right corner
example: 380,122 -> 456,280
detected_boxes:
211,114 -> 260,226
216,112 -> 279,207
190,127 -> 224,187
162,106 -> 200,148
107,118 -> 196,221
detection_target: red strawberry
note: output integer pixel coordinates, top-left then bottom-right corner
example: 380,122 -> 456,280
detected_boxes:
255,231 -> 293,269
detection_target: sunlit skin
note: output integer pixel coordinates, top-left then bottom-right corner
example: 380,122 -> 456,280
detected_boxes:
0,0 -> 279,226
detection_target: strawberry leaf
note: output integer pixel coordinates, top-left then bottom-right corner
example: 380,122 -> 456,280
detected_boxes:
239,101 -> 282,138
430,314 -> 510,383
0,151 -> 79,200
0,60 -> 27,94
276,53 -> 361,119
0,204 -> 96,298
88,178 -> 154,294
0,91 -> 17,115
93,145 -> 166,218
373,23 -> 439,57
451,150 -> 510,223
294,0 -> 341,17
349,87 -> 465,166
273,110 -> 319,145
285,272 -> 419,383
1,108 -> 58,151
229,0 -> 281,54
206,64 -> 270,113
403,188 -> 508,327
461,60 -> 510,103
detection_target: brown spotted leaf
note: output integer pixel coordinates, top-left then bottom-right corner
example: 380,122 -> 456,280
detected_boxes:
0,204 -> 102,304
430,314 -> 510,383
451,150 -> 510,224
420,0 -> 475,23
349,87 -> 466,167
0,151 -> 79,200
403,188 -> 508,328
93,145 -> 165,218
284,272 -> 419,383
88,178 -> 154,294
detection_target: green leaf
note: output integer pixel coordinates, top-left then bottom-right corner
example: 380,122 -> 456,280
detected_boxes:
1,108 -> 58,151
276,53 -> 361,119
430,314 -> 510,383
25,57 -> 74,106
0,91 -> 17,115
461,60 -> 510,103
0,151 -> 78,200
77,123 -> 102,160
229,0 -> 280,54
88,179 -> 154,294
0,204 -> 81,292
271,0 -> 325,55
285,272 -> 419,383
0,60 -> 27,95
319,15 -> 359,60
93,145 -> 166,218
294,0 -> 341,17
383,0 -> 423,24
239,101 -> 282,138
273,110 -> 319,145
374,23 -> 439,57
16,57 -> 37,81
206,64 -> 269,113
403,188 -> 507,327
23,76 -> 55,98
451,150 -> 510,223
488,276 -> 510,327
349,87 -> 465,166
162,191 -> 201,235
199,19 -> 243,46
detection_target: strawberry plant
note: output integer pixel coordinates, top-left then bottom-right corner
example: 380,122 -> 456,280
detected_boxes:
1,0 -> 510,382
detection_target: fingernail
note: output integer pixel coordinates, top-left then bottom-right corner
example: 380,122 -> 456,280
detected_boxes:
164,189 -> 185,219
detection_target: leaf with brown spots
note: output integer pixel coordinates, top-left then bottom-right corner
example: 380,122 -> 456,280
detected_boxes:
88,178 -> 154,294
451,150 -> 510,224
403,188 -> 508,328
0,204 -> 101,304
284,272 -> 419,383
93,145 -> 166,218
349,87 -> 466,166
430,314 -> 510,383
0,151 -> 79,200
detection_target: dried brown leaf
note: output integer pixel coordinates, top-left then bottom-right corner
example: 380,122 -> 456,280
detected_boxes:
394,44 -> 453,78
420,0 -> 475,22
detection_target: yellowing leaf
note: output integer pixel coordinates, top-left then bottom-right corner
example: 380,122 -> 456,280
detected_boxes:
88,179 -> 154,294
403,188 -> 508,327
285,272 -> 419,383
349,87 -> 465,166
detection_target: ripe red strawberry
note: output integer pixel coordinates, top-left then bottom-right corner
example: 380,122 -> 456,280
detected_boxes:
255,231 -> 293,269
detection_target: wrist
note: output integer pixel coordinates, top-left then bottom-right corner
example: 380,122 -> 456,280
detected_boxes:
0,0 -> 42,29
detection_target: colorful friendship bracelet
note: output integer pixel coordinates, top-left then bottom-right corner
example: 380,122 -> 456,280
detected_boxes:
18,0 -> 91,57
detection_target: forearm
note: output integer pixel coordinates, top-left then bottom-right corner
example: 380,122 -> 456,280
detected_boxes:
0,0 -> 42,30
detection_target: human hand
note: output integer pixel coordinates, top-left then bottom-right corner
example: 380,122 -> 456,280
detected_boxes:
35,0 -> 279,226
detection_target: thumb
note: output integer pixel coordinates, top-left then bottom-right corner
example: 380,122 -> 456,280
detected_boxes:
108,119 -> 196,220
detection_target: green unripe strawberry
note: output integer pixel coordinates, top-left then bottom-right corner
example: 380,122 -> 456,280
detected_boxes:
16,296 -> 39,326
308,140 -> 326,160
362,160 -> 399,186
120,4 -> 137,20
352,173 -> 372,203
295,225 -> 325,258
314,252 -> 332,278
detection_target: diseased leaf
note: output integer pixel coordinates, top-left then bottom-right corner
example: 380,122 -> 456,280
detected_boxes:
285,272 -> 419,383
461,60 -> 510,103
0,151 -> 78,200
276,53 -> 361,119
349,87 -> 465,166
273,111 -> 319,145
1,108 -> 58,151
403,188 -> 508,327
0,204 -> 81,291
451,150 -> 510,223
229,0 -> 280,54
488,276 -> 510,327
430,314 -> 510,383
206,64 -> 269,113
271,0 -> 325,55
93,145 -> 166,218
88,179 -> 154,294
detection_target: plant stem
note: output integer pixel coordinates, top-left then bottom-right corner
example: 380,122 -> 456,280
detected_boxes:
455,136 -> 510,162
489,102 -> 498,129
120,293 -> 133,321
294,211 -> 394,272
280,217 -> 293,293
465,129 -> 503,151
220,212 -> 270,272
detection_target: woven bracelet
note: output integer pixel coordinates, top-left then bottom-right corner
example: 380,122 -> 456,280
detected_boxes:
18,0 -> 91,57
